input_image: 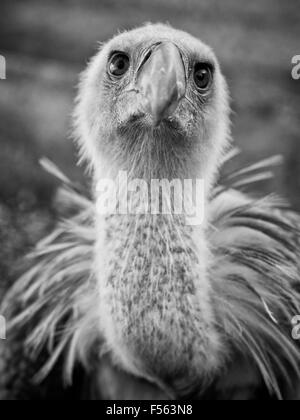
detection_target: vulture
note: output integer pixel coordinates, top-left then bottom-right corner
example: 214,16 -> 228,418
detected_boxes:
1,23 -> 300,400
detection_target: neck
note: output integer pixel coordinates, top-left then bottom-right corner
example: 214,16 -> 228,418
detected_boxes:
93,150 -> 222,390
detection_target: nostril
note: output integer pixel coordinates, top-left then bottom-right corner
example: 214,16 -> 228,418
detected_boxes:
145,50 -> 152,60
138,42 -> 163,71
140,50 -> 152,68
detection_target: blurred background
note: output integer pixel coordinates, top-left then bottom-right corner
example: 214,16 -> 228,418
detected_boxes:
0,0 -> 300,275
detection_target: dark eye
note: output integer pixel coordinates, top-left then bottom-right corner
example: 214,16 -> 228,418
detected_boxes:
194,63 -> 212,91
108,53 -> 130,77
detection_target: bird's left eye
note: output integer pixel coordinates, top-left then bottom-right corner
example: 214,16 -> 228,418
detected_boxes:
194,63 -> 212,91
108,53 -> 130,77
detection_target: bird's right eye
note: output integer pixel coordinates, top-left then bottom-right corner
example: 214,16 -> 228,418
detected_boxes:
108,53 -> 130,78
193,63 -> 213,91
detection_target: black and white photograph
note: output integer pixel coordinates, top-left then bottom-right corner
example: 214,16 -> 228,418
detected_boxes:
0,0 -> 300,402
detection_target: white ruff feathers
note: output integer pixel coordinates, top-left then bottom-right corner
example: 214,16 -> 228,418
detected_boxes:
2,151 -> 300,399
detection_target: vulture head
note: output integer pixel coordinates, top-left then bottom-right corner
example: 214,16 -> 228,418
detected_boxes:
75,24 -> 230,186
3,24 -> 300,400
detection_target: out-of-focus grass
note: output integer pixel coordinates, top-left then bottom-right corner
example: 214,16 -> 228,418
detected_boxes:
0,0 -> 300,211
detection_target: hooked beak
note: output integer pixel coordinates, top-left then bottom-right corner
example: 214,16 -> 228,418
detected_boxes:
136,42 -> 186,126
